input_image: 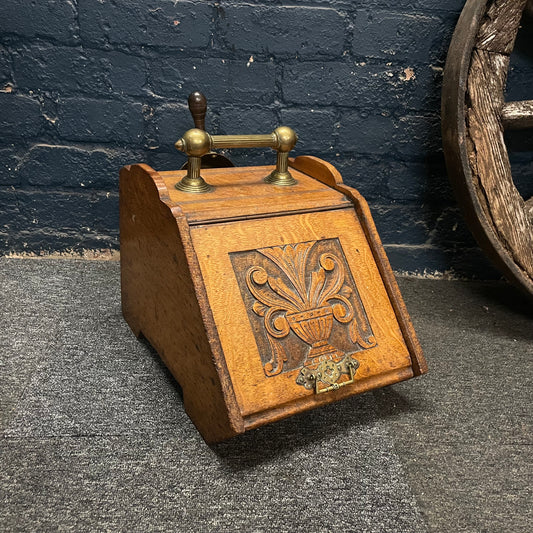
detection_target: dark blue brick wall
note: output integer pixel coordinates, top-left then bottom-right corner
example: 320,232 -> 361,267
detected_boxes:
0,0 -> 78,44
220,6 -> 347,58
0,0 -> 531,278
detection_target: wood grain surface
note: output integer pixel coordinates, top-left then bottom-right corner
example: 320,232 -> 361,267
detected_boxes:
120,164 -> 242,442
120,157 -> 426,442
502,100 -> 533,129
442,0 -> 533,299
290,156 -> 427,376
159,166 -> 351,224
476,0 -> 528,53
467,0 -> 533,282
190,209 -> 413,419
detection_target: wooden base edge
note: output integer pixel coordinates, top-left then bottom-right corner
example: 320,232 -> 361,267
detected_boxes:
243,365 -> 415,432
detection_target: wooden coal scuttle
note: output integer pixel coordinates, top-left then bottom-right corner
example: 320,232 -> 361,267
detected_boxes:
119,93 -> 427,443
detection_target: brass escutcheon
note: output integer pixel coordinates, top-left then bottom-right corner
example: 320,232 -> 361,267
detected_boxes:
296,355 -> 360,394
314,357 -> 359,394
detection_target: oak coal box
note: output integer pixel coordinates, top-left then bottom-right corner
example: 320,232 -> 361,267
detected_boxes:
119,122 -> 427,443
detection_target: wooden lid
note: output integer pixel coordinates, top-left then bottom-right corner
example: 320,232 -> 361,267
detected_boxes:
158,165 -> 351,225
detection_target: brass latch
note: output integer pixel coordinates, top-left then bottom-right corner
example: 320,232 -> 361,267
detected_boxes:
174,126 -> 298,193
297,355 -> 360,395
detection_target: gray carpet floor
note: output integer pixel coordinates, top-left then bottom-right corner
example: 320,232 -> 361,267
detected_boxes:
0,258 -> 531,532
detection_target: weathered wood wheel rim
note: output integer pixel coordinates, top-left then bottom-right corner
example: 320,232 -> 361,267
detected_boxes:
442,0 -> 533,298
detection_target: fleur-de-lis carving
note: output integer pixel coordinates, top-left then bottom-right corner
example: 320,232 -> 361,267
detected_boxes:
245,241 -> 376,378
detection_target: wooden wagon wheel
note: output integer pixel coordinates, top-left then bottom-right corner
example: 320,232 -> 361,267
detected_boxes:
442,0 -> 533,298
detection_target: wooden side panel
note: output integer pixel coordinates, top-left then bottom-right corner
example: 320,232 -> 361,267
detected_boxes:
120,164 -> 243,442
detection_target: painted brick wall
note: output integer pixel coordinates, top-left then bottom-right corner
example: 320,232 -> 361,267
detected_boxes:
0,1 -> 531,276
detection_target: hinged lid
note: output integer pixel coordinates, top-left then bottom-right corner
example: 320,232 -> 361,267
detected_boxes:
157,165 -> 352,225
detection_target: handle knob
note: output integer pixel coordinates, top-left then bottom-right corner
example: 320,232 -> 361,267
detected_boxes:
187,91 -> 207,130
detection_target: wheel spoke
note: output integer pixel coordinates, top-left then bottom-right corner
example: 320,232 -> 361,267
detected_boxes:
502,100 -> 533,129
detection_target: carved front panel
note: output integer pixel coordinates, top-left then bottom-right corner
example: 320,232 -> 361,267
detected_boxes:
230,238 -> 377,391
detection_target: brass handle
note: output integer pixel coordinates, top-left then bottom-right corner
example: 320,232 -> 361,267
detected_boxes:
174,127 -> 298,193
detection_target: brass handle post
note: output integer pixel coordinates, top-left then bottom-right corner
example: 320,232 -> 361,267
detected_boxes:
174,129 -> 213,193
175,126 -> 298,192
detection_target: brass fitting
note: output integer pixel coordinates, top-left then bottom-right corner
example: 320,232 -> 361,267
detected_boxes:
174,128 -> 211,158
174,126 -> 298,193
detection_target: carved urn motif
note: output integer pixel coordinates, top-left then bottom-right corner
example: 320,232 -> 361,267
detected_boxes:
243,240 -> 377,391
286,306 -> 338,364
